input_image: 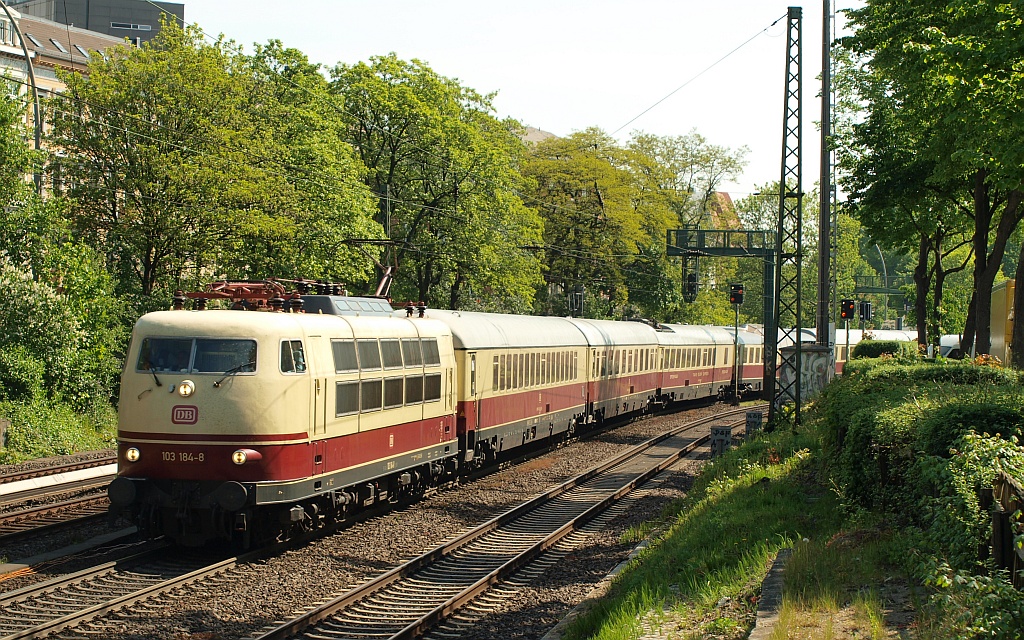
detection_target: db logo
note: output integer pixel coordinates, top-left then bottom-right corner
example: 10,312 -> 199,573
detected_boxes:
171,405 -> 198,424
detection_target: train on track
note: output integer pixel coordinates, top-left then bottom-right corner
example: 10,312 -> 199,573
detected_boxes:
107,280 -> 911,546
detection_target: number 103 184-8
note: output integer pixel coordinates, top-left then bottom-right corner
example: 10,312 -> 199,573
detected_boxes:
162,451 -> 205,462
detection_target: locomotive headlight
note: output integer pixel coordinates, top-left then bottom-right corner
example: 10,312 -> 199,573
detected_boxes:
178,379 -> 195,398
125,447 -> 141,462
231,448 -> 262,465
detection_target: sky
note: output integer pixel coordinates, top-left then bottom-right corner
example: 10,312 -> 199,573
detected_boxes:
185,1 -> 864,197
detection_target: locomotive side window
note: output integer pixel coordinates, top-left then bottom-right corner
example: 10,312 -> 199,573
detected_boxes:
422,339 -> 441,366
361,379 -> 383,411
279,340 -> 305,374
384,377 -> 404,408
402,339 -> 423,367
332,340 -> 358,372
406,375 -> 424,403
424,373 -> 442,402
137,337 -> 193,372
336,381 -> 358,415
381,340 -> 403,369
357,340 -> 382,371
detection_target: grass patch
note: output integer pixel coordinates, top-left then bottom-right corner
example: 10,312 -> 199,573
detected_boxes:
563,425 -> 844,639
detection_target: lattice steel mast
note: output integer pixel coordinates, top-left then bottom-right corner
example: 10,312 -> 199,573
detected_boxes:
769,7 -> 803,425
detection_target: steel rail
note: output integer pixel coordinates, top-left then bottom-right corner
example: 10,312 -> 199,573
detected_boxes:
0,457 -> 116,486
251,404 -> 764,640
0,495 -> 109,544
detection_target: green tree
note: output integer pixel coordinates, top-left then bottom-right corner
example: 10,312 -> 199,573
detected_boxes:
219,41 -> 380,285
843,0 -> 1024,359
47,23 -> 377,298
523,129 -> 647,317
330,53 -> 543,311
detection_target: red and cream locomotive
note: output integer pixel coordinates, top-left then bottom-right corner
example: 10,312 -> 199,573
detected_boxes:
108,280 -> 759,546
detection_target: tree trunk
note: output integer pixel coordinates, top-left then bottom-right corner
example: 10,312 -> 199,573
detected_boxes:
914,235 -> 930,347
449,269 -> 464,311
1012,246 -> 1024,369
975,188 -> 1023,355
969,170 -> 993,354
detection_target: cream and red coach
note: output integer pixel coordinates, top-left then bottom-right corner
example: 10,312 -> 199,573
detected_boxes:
109,299 -> 458,546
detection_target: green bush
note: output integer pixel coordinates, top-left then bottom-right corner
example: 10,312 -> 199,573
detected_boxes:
851,339 -> 919,360
916,404 -> 1024,458
0,397 -> 116,463
812,358 -> 1024,637
0,346 -> 46,402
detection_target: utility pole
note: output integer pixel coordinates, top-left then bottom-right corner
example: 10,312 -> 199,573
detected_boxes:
818,0 -> 833,349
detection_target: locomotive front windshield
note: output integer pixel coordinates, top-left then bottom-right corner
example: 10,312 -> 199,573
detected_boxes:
137,338 -> 257,374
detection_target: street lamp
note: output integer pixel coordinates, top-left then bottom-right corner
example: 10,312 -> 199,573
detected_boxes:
0,1 -> 42,192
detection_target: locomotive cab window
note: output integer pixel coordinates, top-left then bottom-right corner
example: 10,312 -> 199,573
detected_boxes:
137,337 -> 192,372
279,340 -> 306,373
137,337 -> 256,375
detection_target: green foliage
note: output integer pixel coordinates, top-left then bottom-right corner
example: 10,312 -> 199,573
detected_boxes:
48,22 -> 378,298
331,53 -> 543,310
813,358 -> 1024,636
0,346 -> 45,402
922,561 -> 1024,640
851,339 -> 919,360
0,84 -> 39,209
0,397 -> 116,463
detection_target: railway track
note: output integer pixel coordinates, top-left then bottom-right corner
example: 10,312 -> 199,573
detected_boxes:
0,495 -> 110,545
248,404 -> 763,640
0,456 -> 116,487
0,543 -> 235,639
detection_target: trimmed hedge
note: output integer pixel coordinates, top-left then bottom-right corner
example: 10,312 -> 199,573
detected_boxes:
851,339 -> 919,360
813,359 -> 1024,563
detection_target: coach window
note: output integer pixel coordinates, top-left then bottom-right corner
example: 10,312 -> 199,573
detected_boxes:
512,354 -> 520,389
424,373 -> 442,402
336,381 -> 359,415
406,375 -> 424,403
381,339 -> 403,369
493,356 -> 499,390
357,340 -> 381,371
361,379 -> 383,411
384,377 -> 404,408
402,338 -> 423,367
280,340 -> 306,373
332,340 -> 358,372
422,339 -> 441,366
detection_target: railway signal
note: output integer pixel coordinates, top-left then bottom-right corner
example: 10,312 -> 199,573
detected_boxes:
859,301 -> 873,322
840,299 -> 855,320
729,283 -> 744,306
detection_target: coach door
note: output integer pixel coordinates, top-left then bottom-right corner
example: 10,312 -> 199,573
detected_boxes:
308,336 -> 327,437
469,352 -> 479,429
